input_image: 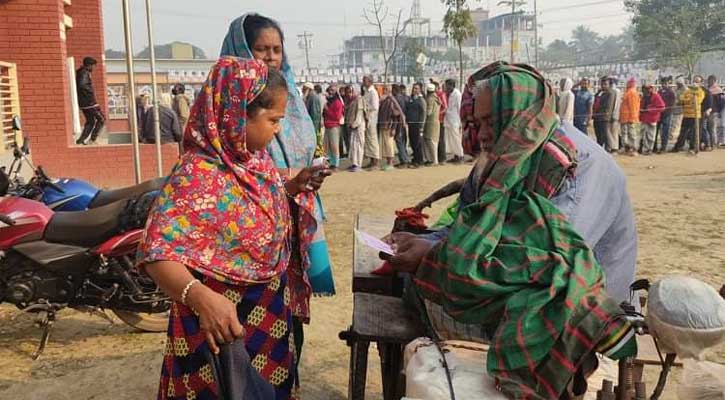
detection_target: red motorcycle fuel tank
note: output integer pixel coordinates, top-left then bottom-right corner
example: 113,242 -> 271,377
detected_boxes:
0,197 -> 53,249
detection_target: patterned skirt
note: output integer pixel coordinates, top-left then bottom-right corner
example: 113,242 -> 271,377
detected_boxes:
158,274 -> 295,400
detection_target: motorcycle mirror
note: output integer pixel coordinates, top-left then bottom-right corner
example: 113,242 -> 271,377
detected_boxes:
21,136 -> 29,154
11,116 -> 21,131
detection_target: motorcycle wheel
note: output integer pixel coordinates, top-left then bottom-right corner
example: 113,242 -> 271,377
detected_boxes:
111,309 -> 169,332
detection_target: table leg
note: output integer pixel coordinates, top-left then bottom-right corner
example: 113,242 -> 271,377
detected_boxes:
379,343 -> 405,400
349,340 -> 370,400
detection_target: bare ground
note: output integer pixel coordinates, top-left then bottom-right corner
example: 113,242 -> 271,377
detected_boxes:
1,150 -> 724,399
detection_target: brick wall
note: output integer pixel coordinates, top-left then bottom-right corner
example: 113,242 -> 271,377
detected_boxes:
0,0 -> 178,187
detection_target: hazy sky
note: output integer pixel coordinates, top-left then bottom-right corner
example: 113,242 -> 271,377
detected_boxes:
102,0 -> 630,66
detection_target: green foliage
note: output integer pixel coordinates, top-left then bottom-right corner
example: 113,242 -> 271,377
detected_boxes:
624,0 -> 725,76
441,0 -> 479,87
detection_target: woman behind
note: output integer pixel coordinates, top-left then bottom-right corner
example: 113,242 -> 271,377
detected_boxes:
322,85 -> 344,169
378,85 -> 406,171
141,57 -> 327,400
219,12 -> 337,389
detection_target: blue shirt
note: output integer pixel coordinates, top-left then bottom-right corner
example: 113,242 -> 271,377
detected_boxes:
574,89 -> 594,126
424,122 -> 638,302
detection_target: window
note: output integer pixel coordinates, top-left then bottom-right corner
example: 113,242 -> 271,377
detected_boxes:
0,61 -> 22,153
107,84 -> 129,119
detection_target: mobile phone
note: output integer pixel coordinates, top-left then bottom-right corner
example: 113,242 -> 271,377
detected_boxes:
311,157 -> 329,178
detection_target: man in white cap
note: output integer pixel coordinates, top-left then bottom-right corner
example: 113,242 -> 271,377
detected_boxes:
303,82 -> 322,138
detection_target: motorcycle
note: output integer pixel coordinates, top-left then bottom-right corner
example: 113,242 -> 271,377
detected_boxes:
0,185 -> 170,359
3,116 -> 166,212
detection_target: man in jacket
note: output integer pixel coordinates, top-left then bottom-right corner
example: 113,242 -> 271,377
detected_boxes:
141,93 -> 182,144
593,76 -> 616,151
673,77 -> 706,153
573,78 -> 594,134
405,83 -> 427,168
639,84 -> 665,155
171,83 -> 190,133
656,77 -> 676,153
394,84 -> 411,168
75,57 -> 105,145
558,78 -> 575,125
619,78 -> 641,156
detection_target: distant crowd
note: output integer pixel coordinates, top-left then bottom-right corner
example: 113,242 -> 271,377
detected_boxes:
300,75 -> 464,172
559,74 -> 724,155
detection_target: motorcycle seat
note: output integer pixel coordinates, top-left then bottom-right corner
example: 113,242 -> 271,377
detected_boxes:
88,176 -> 166,209
44,199 -> 129,248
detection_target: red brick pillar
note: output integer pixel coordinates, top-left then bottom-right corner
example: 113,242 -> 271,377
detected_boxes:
0,0 -> 73,152
65,0 -> 107,116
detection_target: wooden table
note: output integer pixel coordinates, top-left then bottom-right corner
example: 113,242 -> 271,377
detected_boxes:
340,214 -> 423,400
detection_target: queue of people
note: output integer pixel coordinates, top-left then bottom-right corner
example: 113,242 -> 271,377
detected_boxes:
561,74 -> 725,155
300,76 -> 465,171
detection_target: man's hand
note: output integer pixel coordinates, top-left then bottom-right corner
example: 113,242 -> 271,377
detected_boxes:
383,232 -> 434,274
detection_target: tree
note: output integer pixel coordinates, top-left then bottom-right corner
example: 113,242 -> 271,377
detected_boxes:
135,42 -> 207,60
442,0 -> 479,86
624,0 -> 725,78
401,38 -> 426,79
570,25 -> 602,64
540,39 -> 574,66
363,0 -> 408,83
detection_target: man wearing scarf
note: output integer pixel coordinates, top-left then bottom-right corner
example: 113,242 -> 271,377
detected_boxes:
388,62 -> 638,399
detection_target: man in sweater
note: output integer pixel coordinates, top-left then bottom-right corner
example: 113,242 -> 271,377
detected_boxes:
673,77 -> 706,153
639,84 -> 665,155
405,83 -> 427,168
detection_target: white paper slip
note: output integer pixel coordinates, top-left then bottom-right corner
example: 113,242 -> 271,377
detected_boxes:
355,229 -> 394,255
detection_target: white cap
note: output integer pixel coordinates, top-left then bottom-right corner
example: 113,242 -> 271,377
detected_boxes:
426,83 -> 436,92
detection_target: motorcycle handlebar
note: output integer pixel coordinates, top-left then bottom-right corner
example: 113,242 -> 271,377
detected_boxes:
0,214 -> 16,226
35,166 -> 65,193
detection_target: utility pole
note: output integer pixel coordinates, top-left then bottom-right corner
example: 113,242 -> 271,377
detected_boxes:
498,0 -> 525,63
534,0 -> 538,68
298,31 -> 313,72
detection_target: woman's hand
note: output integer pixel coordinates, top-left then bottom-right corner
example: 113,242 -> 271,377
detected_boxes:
186,284 -> 245,354
285,165 -> 332,196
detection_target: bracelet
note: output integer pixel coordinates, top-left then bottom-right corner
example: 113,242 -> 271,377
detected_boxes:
181,279 -> 201,306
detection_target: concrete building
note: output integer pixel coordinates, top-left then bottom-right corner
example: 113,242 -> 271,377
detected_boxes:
336,35 -> 449,75
476,12 -> 537,64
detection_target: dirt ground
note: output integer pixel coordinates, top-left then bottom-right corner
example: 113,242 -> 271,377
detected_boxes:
1,150 -> 724,400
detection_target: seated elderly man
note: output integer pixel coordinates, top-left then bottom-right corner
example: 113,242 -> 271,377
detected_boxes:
387,62 -> 638,399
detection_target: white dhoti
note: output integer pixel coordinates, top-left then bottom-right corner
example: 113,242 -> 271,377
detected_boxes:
444,123 -> 464,157
349,126 -> 365,167
364,111 -> 379,160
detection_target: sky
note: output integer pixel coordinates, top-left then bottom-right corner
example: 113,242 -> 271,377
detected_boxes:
102,0 -> 630,67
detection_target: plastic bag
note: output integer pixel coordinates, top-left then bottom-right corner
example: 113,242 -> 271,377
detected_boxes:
677,359 -> 725,400
646,276 -> 725,358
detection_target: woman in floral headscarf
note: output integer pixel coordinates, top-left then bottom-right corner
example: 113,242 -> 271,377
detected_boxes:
140,57 -> 329,399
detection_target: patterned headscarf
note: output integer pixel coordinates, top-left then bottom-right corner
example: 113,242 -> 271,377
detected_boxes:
220,13 -> 336,308
140,57 -> 292,284
415,62 -> 635,399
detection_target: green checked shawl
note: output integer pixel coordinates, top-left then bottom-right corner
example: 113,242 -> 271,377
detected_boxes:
414,63 -> 635,399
